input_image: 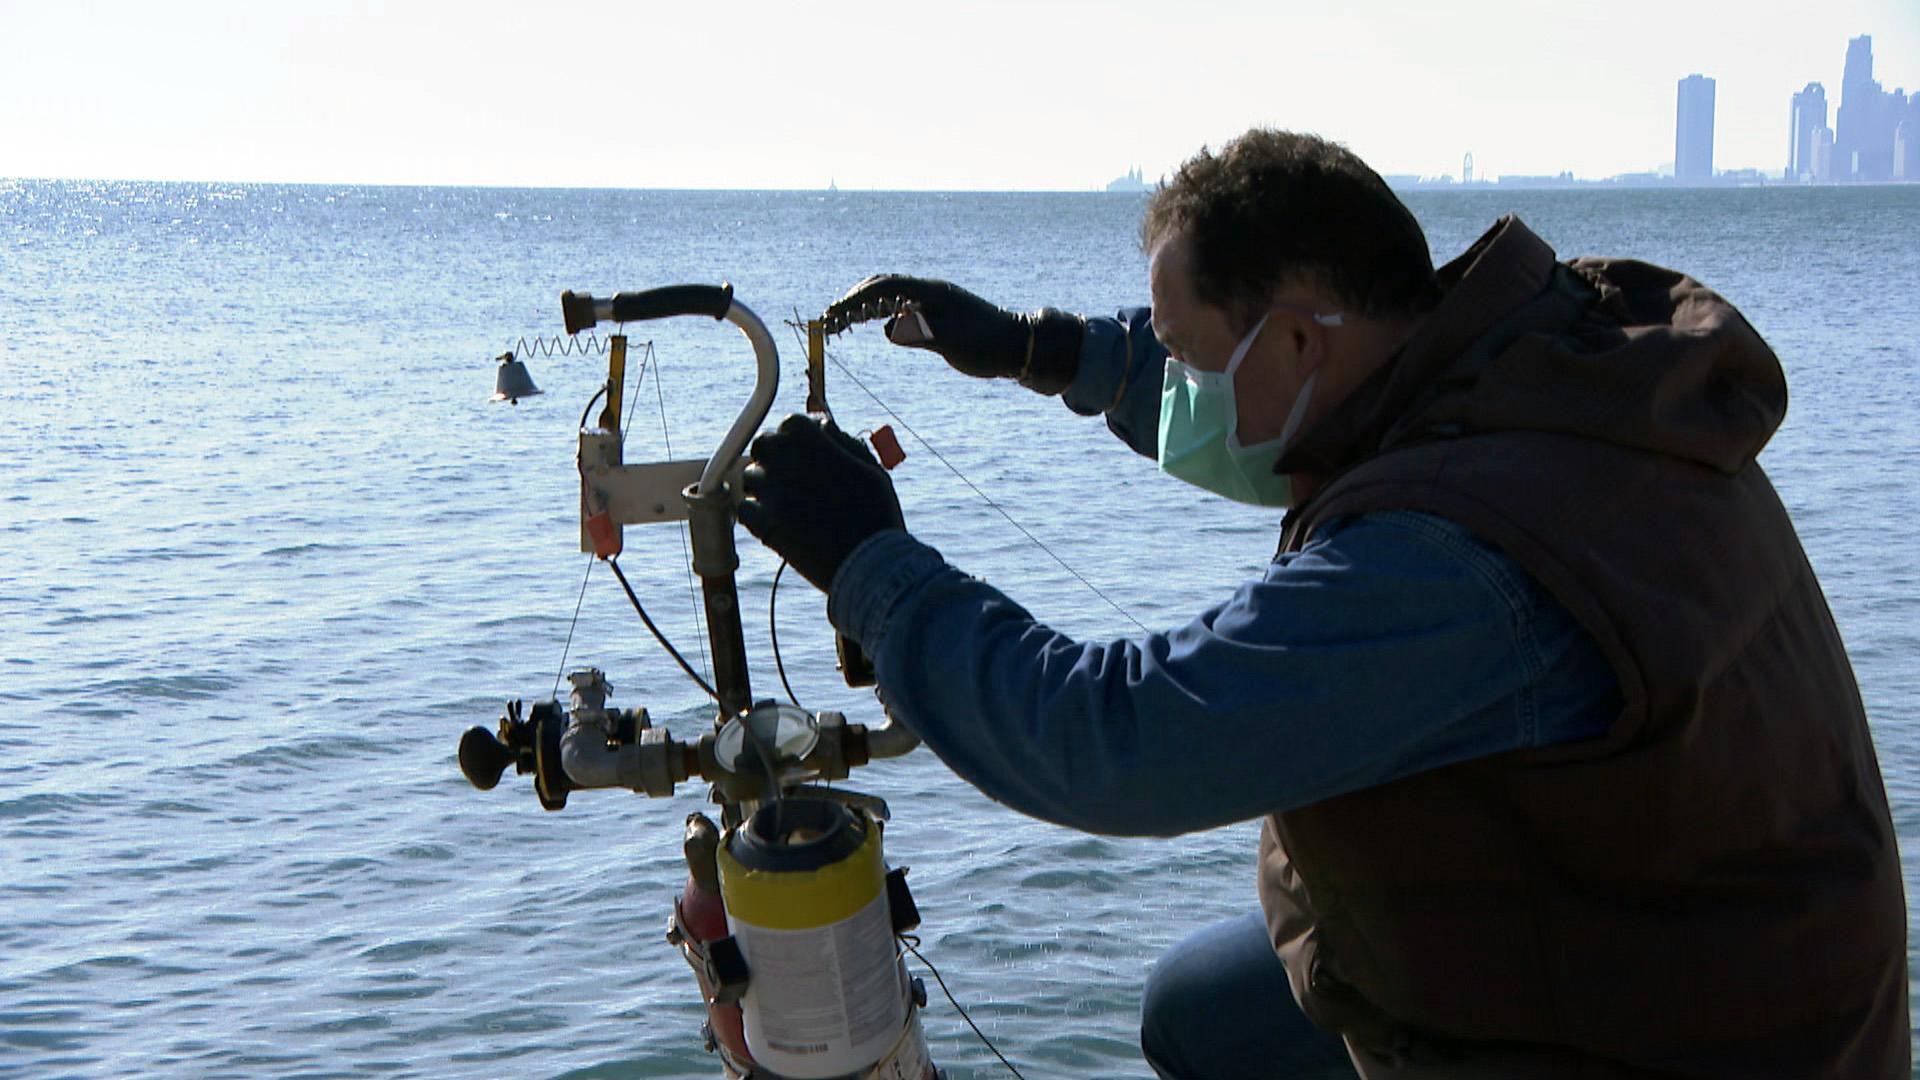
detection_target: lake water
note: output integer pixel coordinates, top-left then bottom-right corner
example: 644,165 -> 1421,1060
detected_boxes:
3,181 -> 1917,1077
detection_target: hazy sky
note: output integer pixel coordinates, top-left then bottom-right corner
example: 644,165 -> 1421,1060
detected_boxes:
4,0 -> 1916,189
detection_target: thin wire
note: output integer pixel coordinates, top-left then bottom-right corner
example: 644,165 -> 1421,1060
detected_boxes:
553,346 -> 645,702
552,346 -> 645,701
769,560 -> 803,710
550,553 -> 597,702
554,370 -> 611,700
824,347 -> 1149,635
650,347 -> 713,683
900,935 -> 1028,1080
623,341 -> 653,434
607,556 -> 721,703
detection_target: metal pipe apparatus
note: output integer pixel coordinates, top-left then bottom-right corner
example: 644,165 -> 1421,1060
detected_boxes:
457,286 -> 938,1080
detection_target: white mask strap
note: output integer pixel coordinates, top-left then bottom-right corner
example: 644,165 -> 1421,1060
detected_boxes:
1222,313 -> 1271,377
1277,371 -> 1319,448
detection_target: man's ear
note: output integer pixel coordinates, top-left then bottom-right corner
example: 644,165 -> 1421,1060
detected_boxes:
1274,309 -> 1329,376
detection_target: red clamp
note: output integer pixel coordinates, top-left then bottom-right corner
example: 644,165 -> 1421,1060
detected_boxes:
868,425 -> 906,471
585,510 -> 622,559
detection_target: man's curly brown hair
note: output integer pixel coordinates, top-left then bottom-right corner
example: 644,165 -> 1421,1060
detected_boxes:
1142,129 -> 1439,327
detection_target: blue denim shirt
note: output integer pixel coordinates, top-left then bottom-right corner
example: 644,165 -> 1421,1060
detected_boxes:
826,310 -> 1620,837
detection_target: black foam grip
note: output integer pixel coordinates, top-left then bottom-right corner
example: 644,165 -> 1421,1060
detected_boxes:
609,283 -> 735,323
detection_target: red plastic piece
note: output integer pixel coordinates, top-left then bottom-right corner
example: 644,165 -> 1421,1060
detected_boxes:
869,425 -> 906,470
677,876 -> 753,1065
585,511 -> 622,559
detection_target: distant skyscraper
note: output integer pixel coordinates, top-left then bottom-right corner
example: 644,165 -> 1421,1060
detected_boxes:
1833,34 -> 1904,180
1836,35 -> 1875,177
1789,83 -> 1828,180
1881,91 -> 1915,180
1814,126 -> 1835,181
1896,101 -> 1920,181
1675,75 -> 1716,183
1907,97 -> 1920,178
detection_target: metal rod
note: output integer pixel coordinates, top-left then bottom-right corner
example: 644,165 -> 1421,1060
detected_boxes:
699,300 -> 779,494
686,483 -> 752,719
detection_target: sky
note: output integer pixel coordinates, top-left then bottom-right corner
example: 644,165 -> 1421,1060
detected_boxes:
3,0 -> 1916,189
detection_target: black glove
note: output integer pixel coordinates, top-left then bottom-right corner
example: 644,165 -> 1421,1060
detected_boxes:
821,275 -> 1085,395
737,415 -> 906,592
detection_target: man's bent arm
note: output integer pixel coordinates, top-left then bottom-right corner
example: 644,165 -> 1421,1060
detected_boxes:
826,511 -> 1617,836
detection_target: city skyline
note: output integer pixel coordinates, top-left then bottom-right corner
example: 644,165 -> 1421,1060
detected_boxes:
1770,35 -> 1920,182
1,1 -> 1916,189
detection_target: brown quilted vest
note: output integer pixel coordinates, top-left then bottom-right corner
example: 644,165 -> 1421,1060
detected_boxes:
1257,217 -> 1908,1078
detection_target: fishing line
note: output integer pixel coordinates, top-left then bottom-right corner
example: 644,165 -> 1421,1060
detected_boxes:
548,337 -> 719,705
900,935 -> 1029,1080
623,340 -> 654,434
550,342 -> 661,703
647,341 -> 714,685
821,342 -> 1149,636
550,553 -> 597,703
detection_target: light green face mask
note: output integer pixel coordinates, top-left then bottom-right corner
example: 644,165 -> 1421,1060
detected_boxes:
1156,310 -> 1335,507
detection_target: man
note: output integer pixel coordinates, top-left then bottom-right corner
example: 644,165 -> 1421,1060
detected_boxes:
737,129 -> 1907,1078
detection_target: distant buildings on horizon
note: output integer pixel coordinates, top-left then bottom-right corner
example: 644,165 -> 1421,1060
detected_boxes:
1380,34 -> 1915,190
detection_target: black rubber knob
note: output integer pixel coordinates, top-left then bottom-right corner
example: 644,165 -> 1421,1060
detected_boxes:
459,726 -> 513,791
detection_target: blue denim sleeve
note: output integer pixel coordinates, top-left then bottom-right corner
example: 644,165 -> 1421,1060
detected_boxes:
1060,307 -> 1165,459
828,511 -> 1618,837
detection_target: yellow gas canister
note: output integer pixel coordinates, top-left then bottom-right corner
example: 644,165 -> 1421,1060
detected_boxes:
717,798 -> 911,1078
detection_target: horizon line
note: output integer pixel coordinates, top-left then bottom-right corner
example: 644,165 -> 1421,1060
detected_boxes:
13,172 -> 1907,194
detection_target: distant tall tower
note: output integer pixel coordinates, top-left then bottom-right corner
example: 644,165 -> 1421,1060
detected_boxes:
1675,74 -> 1717,183
1463,152 -> 1474,185
1835,34 -> 1887,180
1789,83 -> 1828,180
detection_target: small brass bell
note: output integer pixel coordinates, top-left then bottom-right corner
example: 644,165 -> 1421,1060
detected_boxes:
491,352 -> 542,404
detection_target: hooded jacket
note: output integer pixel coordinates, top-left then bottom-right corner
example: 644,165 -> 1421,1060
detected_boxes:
1260,216 -> 1908,1078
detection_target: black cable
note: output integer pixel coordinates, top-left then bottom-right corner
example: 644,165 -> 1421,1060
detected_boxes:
900,935 -> 1028,1080
607,556 -> 721,703
578,385 -> 608,432
769,560 -> 804,710
745,729 -> 786,840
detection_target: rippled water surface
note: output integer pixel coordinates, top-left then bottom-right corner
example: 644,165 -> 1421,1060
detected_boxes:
3,182 -> 1917,1077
